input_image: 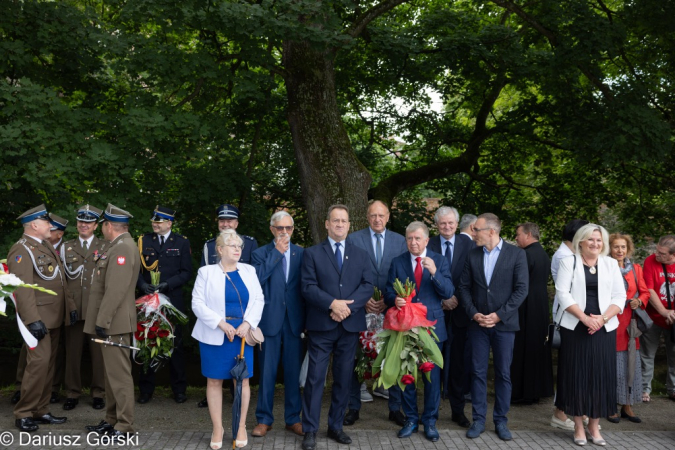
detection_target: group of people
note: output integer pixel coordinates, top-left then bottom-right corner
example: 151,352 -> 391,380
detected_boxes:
6,200 -> 675,448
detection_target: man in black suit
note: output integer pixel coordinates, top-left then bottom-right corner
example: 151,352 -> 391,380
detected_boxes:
427,206 -> 474,428
300,205 -> 373,450
458,213 -> 528,441
136,206 -> 193,404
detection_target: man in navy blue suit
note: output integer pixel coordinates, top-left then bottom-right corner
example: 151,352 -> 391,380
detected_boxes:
343,200 -> 408,427
385,221 -> 453,442
427,206 -> 475,428
251,211 -> 305,438
300,205 -> 373,450
458,213 -> 528,441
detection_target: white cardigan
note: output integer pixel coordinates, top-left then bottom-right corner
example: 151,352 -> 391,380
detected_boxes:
191,263 -> 264,346
554,255 -> 626,331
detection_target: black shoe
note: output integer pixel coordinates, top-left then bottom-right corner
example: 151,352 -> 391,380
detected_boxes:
16,417 -> 39,432
85,420 -> 114,433
10,390 -> 21,404
92,397 -> 105,410
50,392 -> 61,403
451,412 -> 471,428
327,428 -> 352,445
197,397 -> 208,408
137,393 -> 152,404
174,393 -> 188,403
343,409 -> 359,426
63,398 -> 79,410
33,413 -> 67,424
607,414 -> 620,424
302,432 -> 316,450
389,410 -> 407,427
107,429 -> 132,444
621,409 -> 642,423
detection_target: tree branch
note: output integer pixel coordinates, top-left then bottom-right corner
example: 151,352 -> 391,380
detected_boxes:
346,0 -> 409,39
174,77 -> 205,108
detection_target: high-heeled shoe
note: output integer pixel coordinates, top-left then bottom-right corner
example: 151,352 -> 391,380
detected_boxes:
620,409 -> 642,423
235,426 -> 248,448
210,428 -> 224,450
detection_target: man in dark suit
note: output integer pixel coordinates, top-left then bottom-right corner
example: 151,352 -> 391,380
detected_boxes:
136,206 -> 193,404
385,221 -> 453,442
427,206 -> 475,428
343,200 -> 408,427
458,213 -> 528,441
251,211 -> 305,438
300,205 -> 373,450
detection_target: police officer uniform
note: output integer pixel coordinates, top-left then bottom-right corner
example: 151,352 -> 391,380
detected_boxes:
60,205 -> 107,411
200,204 -> 258,266
83,204 -> 140,436
136,206 -> 193,404
8,205 -> 77,432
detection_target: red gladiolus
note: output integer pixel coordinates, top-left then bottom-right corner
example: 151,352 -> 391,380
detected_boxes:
401,374 -> 415,385
373,371 -> 380,379
419,362 -> 435,373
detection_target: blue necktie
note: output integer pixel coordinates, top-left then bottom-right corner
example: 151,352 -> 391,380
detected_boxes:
335,242 -> 343,272
445,241 -> 453,273
375,233 -> 383,268
282,253 -> 288,282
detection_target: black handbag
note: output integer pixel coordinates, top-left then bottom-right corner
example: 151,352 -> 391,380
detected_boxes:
546,256 -> 576,349
630,266 -> 653,333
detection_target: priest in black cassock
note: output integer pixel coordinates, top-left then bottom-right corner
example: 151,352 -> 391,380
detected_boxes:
512,223 -> 554,404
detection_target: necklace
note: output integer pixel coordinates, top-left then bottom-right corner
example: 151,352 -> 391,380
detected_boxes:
581,255 -> 597,275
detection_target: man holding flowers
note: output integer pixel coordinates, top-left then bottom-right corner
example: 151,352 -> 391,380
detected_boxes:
384,221 -> 453,442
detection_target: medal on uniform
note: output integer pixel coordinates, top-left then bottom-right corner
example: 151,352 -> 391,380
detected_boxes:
48,266 -> 54,273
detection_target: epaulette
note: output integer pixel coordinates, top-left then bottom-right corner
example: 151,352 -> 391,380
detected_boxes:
205,237 -> 216,243
16,237 -> 27,245
242,235 -> 255,241
63,238 -> 79,247
173,233 -> 186,239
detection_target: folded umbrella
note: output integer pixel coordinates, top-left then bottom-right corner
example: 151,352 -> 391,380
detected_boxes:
230,339 -> 249,449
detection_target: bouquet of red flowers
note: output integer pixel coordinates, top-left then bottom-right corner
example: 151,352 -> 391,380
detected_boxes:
134,289 -> 188,374
372,278 -> 443,389
354,330 -> 379,382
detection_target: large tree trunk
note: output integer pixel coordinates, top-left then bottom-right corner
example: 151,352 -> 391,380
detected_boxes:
283,40 -> 371,243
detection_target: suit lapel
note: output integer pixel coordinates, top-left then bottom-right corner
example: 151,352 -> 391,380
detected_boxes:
403,252 -> 416,289
477,248 -> 488,287
362,231 -> 377,268
72,240 -> 87,258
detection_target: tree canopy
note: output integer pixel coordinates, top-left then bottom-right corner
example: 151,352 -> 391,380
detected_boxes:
1,0 -> 673,256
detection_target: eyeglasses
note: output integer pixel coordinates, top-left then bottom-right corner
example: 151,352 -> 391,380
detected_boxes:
222,244 -> 244,250
273,226 -> 294,232
473,227 -> 493,233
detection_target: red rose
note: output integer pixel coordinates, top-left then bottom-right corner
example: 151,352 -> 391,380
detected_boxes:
373,371 -> 380,379
419,362 -> 435,373
364,371 -> 372,380
134,331 -> 144,341
137,323 -> 145,332
150,324 -> 159,332
401,374 -> 415,385
369,352 -> 378,359
158,329 -> 170,338
147,331 -> 157,339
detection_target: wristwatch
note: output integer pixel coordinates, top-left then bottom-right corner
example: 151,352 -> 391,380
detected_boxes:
602,314 -> 609,324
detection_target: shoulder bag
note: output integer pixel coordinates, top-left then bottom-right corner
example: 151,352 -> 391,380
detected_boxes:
225,272 -> 265,348
546,256 -> 576,349
630,265 -> 653,333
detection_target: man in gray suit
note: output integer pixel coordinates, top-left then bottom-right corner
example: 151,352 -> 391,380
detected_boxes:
458,213 -> 528,442
343,200 -> 408,427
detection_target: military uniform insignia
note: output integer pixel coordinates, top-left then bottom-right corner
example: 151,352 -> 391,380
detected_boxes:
100,255 -> 107,260
48,266 -> 54,272
39,266 -> 44,273
15,256 -> 22,263
67,247 -> 72,251
117,256 -> 126,265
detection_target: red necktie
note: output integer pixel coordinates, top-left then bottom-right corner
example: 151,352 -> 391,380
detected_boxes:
415,257 -> 423,292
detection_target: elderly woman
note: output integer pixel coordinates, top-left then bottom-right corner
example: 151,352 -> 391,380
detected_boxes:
607,233 -> 649,424
192,229 -> 264,449
554,224 -> 625,446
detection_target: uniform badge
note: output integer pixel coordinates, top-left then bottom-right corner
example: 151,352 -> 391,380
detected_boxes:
100,255 -> 107,260
39,266 -> 44,273
48,266 -> 54,272
67,247 -> 72,251
117,256 -> 126,265
15,256 -> 22,263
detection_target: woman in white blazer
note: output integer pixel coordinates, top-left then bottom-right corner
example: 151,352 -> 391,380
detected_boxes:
192,229 -> 264,450
554,224 -> 625,447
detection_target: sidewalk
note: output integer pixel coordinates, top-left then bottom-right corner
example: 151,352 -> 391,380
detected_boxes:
0,429 -> 674,450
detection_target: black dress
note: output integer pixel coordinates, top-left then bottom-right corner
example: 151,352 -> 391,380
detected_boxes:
511,241 -> 554,403
555,265 -> 617,418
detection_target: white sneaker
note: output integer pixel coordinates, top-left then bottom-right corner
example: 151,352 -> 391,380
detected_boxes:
372,385 -> 389,399
360,383 -> 373,403
550,415 -> 575,431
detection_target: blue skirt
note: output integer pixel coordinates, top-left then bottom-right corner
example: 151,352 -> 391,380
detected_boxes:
200,318 -> 254,380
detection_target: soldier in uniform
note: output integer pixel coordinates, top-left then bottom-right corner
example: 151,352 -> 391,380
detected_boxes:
60,205 -> 107,411
8,205 -> 78,432
11,213 -> 70,406
197,203 -> 258,408
83,204 -> 140,441
136,205 -> 193,404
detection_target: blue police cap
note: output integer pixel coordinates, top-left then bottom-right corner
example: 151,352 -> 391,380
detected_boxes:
151,205 -> 176,222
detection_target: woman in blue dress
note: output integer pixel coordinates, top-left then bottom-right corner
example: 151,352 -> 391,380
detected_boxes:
192,229 -> 264,449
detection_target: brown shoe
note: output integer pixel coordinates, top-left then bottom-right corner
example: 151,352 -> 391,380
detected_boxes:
285,422 -> 304,436
252,423 -> 272,437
